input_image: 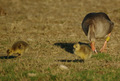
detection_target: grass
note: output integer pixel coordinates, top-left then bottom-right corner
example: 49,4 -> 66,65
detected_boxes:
22,70 -> 39,81
0,0 -> 120,81
71,68 -> 120,81
92,53 -> 112,61
0,60 -> 120,81
0,63 -> 17,81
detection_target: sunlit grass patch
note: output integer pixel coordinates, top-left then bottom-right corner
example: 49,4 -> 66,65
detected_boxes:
92,53 -> 112,61
0,63 -> 18,81
70,70 -> 96,81
69,68 -> 120,81
99,68 -> 120,81
22,70 -> 39,81
0,40 -> 10,45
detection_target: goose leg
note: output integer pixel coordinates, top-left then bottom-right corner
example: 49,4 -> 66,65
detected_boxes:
91,41 -> 97,54
100,33 -> 111,52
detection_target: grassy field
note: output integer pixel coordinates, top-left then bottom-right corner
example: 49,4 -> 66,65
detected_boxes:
0,0 -> 120,81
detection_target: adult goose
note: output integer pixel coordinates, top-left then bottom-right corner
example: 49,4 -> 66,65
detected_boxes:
82,12 -> 114,53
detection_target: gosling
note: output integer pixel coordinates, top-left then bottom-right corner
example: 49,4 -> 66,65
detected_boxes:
7,41 -> 29,58
73,43 -> 93,61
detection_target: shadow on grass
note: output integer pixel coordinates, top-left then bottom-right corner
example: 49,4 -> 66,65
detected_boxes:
54,43 -> 74,54
54,42 -> 91,54
0,56 -> 17,59
56,59 -> 84,63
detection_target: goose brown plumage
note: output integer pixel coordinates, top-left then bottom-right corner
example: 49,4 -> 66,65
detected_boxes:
82,12 -> 114,53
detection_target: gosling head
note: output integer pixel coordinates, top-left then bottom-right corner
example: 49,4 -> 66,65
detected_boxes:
73,43 -> 81,51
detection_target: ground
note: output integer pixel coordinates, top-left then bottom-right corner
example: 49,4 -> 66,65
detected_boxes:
0,0 -> 120,81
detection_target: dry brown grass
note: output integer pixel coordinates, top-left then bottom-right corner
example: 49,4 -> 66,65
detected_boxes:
0,0 -> 120,80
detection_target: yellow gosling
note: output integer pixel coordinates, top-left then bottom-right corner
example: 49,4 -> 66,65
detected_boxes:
73,43 -> 93,61
7,41 -> 29,58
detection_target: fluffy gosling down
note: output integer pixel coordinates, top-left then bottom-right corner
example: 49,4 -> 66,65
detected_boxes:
7,41 -> 29,58
73,43 -> 93,61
